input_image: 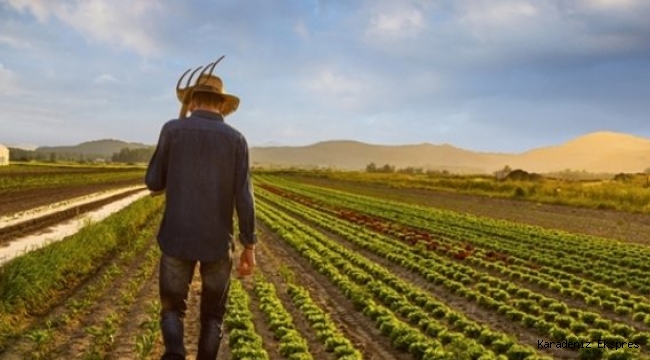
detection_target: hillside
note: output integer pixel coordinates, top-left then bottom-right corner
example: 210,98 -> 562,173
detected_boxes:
251,131 -> 650,174
251,140 -> 507,173
36,139 -> 152,158
23,131 -> 650,173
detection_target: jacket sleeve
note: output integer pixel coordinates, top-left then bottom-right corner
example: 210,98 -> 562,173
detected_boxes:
234,135 -> 257,247
145,124 -> 171,191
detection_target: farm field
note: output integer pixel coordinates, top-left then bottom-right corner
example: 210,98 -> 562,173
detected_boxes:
1,171 -> 649,359
281,172 -> 650,246
0,164 -> 146,216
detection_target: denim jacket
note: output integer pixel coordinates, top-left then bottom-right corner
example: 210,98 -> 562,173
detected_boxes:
145,110 -> 256,262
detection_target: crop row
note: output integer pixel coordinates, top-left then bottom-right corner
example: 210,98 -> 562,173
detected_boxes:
256,181 -> 650,329
81,244 -> 160,359
0,196 -> 164,350
0,168 -> 145,193
286,283 -> 363,359
263,174 -> 650,269
253,275 -> 314,359
256,199 -> 550,359
224,279 -> 270,359
256,186 -> 646,359
257,176 -> 650,295
20,231 -> 159,358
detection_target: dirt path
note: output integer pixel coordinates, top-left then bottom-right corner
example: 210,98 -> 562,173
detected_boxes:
293,176 -> 650,244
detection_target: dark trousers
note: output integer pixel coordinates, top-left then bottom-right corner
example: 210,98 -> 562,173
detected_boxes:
158,253 -> 232,360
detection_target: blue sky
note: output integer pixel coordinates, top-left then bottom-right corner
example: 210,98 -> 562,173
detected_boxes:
1,0 -> 649,152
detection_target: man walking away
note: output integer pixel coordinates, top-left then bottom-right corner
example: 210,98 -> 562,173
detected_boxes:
145,58 -> 257,360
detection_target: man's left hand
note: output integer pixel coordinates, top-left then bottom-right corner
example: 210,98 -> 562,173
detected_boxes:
238,247 -> 256,276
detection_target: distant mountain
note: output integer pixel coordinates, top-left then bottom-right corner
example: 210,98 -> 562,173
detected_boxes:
250,132 -> 650,174
25,131 -> 650,173
251,140 -> 504,173
6,143 -> 38,151
36,139 -> 152,158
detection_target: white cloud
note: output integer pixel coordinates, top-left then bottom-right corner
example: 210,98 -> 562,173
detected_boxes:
306,69 -> 366,110
0,63 -> 24,95
365,3 -> 425,39
3,0 -> 164,56
459,1 -> 538,26
92,74 -> 119,85
2,0 -> 56,22
579,0 -> 646,11
294,20 -> 310,39
0,35 -> 31,48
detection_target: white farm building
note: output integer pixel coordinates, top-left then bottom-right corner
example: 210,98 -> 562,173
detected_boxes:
0,143 -> 9,166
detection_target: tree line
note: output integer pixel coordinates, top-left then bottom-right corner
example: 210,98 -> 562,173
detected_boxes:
8,147 -> 155,164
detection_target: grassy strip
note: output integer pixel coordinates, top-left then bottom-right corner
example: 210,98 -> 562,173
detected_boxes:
0,195 -> 163,350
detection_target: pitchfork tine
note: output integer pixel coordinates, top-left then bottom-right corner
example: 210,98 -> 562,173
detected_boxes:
208,56 -> 225,77
197,56 -> 226,85
186,66 -> 204,88
197,62 -> 215,85
176,68 -> 192,91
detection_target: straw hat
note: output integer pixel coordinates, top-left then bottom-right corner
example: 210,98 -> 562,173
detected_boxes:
175,57 -> 240,117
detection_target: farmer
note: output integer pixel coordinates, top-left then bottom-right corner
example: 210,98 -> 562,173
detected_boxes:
145,58 -> 257,360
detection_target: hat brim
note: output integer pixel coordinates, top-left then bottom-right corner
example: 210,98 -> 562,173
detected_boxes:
177,88 -> 240,116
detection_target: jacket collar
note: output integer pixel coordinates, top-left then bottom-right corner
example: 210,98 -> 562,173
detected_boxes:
190,110 -> 224,122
